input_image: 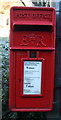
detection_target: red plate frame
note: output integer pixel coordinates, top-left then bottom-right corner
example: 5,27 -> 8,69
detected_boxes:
21,58 -> 45,98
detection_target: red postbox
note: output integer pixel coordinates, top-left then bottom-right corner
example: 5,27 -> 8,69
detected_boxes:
9,7 -> 56,111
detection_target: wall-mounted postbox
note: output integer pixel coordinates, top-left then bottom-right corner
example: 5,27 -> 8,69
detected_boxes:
9,7 -> 56,111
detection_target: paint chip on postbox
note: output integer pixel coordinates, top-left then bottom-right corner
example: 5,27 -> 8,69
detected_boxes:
23,61 -> 42,95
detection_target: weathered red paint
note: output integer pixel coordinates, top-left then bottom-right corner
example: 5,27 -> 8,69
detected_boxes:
9,7 -> 56,111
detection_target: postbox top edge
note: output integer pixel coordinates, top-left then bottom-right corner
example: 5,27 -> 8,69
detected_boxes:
10,6 -> 56,12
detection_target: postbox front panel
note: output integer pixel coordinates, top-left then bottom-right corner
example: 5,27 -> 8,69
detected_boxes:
9,7 -> 56,111
10,50 -> 55,111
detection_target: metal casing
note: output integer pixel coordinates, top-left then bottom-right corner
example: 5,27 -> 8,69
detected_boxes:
9,7 -> 56,111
